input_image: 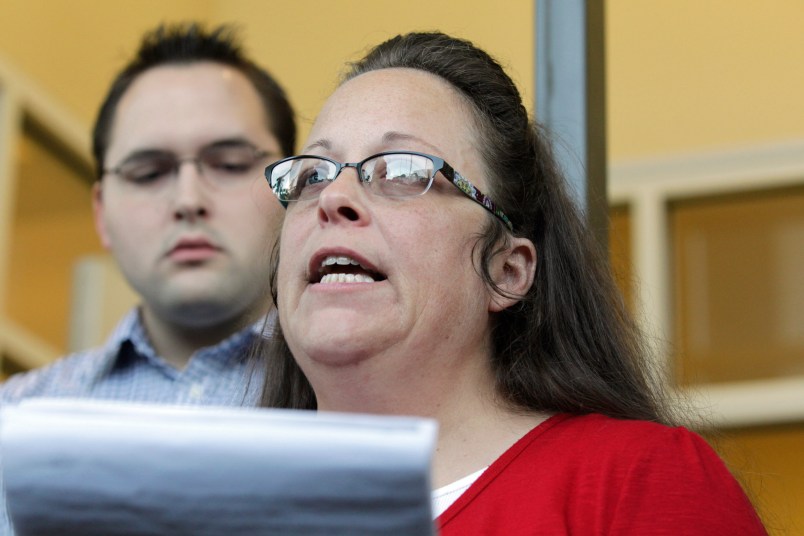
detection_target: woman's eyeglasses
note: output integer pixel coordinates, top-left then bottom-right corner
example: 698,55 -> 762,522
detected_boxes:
265,151 -> 512,231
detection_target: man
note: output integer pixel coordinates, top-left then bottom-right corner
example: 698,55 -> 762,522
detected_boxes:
0,22 -> 294,534
1,22 -> 294,406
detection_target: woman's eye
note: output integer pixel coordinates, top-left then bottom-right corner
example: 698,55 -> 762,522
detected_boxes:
302,168 -> 328,185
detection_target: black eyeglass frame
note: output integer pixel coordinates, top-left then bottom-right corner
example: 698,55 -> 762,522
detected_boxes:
265,151 -> 513,231
103,141 -> 272,184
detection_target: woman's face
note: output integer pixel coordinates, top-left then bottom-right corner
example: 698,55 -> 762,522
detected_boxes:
277,68 -> 500,377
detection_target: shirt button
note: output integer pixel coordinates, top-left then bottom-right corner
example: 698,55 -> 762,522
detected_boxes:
189,383 -> 205,400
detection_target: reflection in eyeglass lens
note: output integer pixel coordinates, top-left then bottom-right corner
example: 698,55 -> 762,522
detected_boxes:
367,154 -> 433,196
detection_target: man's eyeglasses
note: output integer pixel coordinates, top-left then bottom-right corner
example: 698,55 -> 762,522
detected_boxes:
105,141 -> 273,189
265,151 -> 513,231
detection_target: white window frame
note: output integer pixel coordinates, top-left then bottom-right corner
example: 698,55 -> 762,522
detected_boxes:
0,54 -> 91,370
610,140 -> 804,427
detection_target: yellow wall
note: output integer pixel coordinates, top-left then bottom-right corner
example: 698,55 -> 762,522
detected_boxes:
0,0 -> 534,149
214,0 -> 535,144
0,0 -> 216,127
607,0 -> 804,158
3,1 -> 804,158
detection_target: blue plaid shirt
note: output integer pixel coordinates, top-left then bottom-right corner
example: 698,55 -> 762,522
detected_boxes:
0,308 -> 273,534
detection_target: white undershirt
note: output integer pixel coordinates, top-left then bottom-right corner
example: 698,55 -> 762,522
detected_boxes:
430,467 -> 487,518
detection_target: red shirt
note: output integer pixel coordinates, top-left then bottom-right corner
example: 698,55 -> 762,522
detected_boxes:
436,413 -> 767,535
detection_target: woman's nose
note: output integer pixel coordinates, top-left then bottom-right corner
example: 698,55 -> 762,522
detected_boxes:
316,166 -> 371,226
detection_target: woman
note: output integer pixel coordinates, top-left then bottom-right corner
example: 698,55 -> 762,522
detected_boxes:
261,32 -> 766,534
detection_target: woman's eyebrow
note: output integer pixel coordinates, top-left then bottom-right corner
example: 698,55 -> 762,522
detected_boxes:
301,138 -> 332,153
302,132 -> 444,156
381,131 -> 443,154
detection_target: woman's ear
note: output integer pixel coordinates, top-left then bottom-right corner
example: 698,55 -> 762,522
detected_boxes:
488,237 -> 537,312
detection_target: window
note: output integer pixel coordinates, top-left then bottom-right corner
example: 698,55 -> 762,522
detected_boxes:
671,186 -> 804,385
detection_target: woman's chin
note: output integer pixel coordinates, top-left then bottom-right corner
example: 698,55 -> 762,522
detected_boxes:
290,327 -> 402,371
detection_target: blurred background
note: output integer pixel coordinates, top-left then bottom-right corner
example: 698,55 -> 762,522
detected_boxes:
0,1 -> 802,533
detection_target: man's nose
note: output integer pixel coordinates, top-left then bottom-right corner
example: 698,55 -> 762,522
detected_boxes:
171,159 -> 210,221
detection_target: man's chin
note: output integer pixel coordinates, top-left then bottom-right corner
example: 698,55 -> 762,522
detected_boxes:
147,289 -> 244,326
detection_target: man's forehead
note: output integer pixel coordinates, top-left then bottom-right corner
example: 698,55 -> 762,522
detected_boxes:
106,63 -> 274,158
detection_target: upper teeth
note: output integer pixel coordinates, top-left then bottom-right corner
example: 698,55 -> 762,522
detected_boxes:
321,256 -> 361,268
318,255 -> 375,284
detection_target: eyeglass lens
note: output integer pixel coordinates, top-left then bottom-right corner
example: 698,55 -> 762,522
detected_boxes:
274,153 -> 436,201
116,143 -> 263,187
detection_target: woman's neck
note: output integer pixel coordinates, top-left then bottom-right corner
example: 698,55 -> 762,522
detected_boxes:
311,351 -> 550,489
311,343 -> 493,415
431,401 -> 550,488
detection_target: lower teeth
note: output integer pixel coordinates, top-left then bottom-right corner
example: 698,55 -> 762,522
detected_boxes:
320,273 -> 375,284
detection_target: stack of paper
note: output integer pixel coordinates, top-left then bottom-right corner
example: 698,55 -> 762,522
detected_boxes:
1,399 -> 437,535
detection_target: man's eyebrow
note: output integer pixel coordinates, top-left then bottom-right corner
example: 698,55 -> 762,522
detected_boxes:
204,137 -> 257,149
116,148 -> 172,164
118,138 -> 257,162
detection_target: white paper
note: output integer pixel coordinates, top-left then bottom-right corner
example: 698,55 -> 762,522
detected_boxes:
0,399 -> 437,535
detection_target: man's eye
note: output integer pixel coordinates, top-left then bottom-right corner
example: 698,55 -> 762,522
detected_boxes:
122,162 -> 172,184
205,148 -> 257,174
208,158 -> 253,174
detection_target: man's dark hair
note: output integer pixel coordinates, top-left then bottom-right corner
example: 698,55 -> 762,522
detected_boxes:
92,22 -> 296,178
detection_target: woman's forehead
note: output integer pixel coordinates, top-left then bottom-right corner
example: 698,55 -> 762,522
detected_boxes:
306,68 -> 478,156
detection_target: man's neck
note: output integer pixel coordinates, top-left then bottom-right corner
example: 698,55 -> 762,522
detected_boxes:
139,307 -> 261,370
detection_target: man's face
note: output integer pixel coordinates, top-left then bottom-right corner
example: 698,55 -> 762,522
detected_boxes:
94,62 -> 284,328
